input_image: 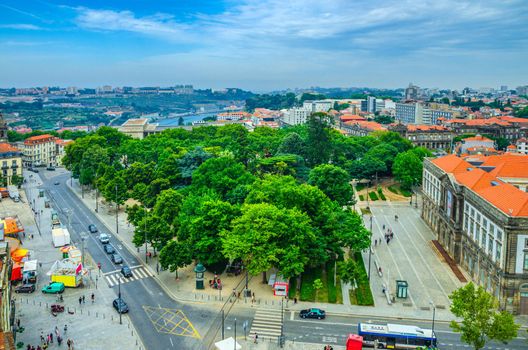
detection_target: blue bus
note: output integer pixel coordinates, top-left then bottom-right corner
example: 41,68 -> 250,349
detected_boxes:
358,323 -> 437,349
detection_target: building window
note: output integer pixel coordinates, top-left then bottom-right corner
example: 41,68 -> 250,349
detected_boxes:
524,253 -> 528,270
496,242 -> 502,263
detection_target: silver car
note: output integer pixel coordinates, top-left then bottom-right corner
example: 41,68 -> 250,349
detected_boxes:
98,233 -> 110,244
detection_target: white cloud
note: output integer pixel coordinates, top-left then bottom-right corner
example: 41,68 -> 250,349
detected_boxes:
75,7 -> 191,41
0,24 -> 43,30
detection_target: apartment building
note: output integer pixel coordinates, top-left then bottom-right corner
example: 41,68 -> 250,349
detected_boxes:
422,154 -> 528,314
282,107 -> 311,126
396,102 -> 453,125
388,124 -> 453,150
303,100 -> 333,113
22,134 -> 58,167
0,144 -> 22,185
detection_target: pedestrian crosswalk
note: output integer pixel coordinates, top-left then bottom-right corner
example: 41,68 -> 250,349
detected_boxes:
249,308 -> 283,339
104,266 -> 154,287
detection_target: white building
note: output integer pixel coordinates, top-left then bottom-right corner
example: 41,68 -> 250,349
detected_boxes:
303,100 -> 332,113
282,108 -> 311,126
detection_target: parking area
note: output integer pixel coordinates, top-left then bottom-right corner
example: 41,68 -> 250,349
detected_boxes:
364,201 -> 463,311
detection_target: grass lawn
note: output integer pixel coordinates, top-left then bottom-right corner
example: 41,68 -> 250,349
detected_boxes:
295,263 -> 343,304
349,252 -> 374,306
368,191 -> 379,201
359,194 -> 364,201
388,184 -> 412,197
355,183 -> 365,191
377,188 -> 386,201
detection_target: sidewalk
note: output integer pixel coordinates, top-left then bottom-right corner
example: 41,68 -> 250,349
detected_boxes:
67,179 -> 463,323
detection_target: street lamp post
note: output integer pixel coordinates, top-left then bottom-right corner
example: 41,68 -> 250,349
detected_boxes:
118,277 -> 122,325
280,297 -> 284,348
368,215 -> 373,281
233,318 -> 237,350
115,184 -> 119,234
430,301 -> 436,347
144,207 -> 148,262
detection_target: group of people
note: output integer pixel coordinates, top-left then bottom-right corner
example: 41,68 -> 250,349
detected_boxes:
30,326 -> 73,349
77,293 -> 95,305
209,274 -> 222,289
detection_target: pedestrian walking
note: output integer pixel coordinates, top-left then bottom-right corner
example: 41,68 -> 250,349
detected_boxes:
55,326 -> 59,337
57,336 -> 62,346
78,297 -> 82,306
294,297 -> 297,304
16,319 -> 20,328
91,293 -> 95,304
49,332 -> 53,343
382,224 -> 385,230
66,339 -> 71,350
40,332 -> 44,343
82,295 -> 85,304
379,267 -> 382,274
254,333 -> 259,344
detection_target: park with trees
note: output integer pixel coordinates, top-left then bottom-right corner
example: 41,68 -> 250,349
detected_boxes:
62,113 -> 429,303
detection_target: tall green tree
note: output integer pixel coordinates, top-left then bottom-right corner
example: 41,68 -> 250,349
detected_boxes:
221,203 -> 315,281
276,132 -> 305,156
308,164 -> 353,206
159,240 -> 193,279
392,150 -> 423,190
305,113 -> 333,167
450,283 -> 519,350
191,157 -> 255,200
338,259 -> 364,286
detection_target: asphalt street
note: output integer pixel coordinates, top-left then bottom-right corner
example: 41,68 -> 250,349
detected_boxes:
36,170 -> 214,350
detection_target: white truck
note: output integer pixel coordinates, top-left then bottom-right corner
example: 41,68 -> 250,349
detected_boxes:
7,185 -> 20,202
52,228 -> 71,247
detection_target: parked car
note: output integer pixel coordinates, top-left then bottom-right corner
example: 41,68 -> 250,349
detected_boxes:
32,169 -> 39,173
113,298 -> 129,313
42,282 -> 65,294
111,254 -> 123,264
54,181 -> 60,185
15,284 -> 36,293
98,233 -> 110,244
47,167 -> 56,171
88,224 -> 98,233
299,308 -> 326,320
104,244 -> 115,254
121,266 -> 133,278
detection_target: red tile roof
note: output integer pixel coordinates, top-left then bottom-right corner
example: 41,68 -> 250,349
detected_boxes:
431,154 -> 528,216
0,143 -> 20,153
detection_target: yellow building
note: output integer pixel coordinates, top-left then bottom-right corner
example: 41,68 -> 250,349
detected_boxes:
0,144 -> 22,186
22,134 -> 58,168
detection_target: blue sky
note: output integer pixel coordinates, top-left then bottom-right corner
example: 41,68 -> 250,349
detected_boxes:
0,0 -> 527,91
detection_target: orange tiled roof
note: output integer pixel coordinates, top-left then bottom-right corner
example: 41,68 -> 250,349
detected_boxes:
432,154 -> 528,216
344,120 -> 386,131
25,134 -> 54,142
340,114 -> 365,122
407,125 -> 448,132
0,143 -> 20,153
464,135 -> 493,142
431,154 -> 472,174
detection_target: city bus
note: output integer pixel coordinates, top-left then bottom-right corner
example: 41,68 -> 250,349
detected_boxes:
357,323 -> 437,349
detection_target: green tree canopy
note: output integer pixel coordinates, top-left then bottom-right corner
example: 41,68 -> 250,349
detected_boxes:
159,240 -> 193,279
221,203 -> 315,279
308,164 -> 353,206
450,283 -> 519,350
392,150 -> 423,190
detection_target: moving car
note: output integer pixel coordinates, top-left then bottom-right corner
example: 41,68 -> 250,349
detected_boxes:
15,284 -> 36,293
54,181 -> 60,185
299,308 -> 326,320
42,282 -> 65,294
88,224 -> 98,233
121,266 -> 133,278
104,244 -> 115,254
47,167 -> 56,171
111,254 -> 123,264
113,298 -> 129,313
98,233 -> 110,244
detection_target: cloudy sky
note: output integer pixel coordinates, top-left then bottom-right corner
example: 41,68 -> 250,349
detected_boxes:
0,0 -> 527,91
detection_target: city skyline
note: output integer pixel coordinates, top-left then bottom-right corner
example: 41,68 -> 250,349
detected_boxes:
0,0 -> 527,90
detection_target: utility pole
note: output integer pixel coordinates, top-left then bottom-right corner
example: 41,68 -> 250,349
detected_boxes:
118,277 -> 122,325
144,207 -> 148,262
233,318 -> 237,350
368,215 -> 373,281
221,310 -> 225,340
430,301 -> 436,346
115,184 -> 119,234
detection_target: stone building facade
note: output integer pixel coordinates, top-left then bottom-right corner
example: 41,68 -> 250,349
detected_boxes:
422,154 -> 528,314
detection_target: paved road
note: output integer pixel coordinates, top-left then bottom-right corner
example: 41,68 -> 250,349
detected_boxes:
35,170 -> 214,350
222,308 -> 528,350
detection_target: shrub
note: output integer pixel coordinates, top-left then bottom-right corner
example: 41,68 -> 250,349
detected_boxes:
359,194 -> 364,201
368,191 -> 379,201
